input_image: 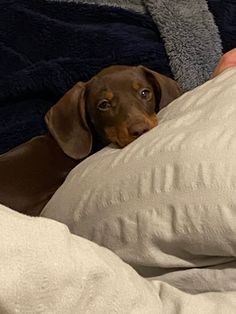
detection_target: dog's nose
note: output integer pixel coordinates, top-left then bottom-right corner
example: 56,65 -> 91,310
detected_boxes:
129,123 -> 150,138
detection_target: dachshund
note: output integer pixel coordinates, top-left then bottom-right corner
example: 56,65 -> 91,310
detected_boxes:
0,65 -> 182,216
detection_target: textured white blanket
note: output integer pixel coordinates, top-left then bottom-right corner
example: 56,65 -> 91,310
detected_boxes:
1,204 -> 236,313
41,67 -> 236,312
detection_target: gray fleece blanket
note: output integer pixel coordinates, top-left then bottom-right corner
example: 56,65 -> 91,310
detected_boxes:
144,0 -> 222,91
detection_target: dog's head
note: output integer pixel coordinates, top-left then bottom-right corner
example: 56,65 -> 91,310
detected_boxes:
45,65 -> 182,160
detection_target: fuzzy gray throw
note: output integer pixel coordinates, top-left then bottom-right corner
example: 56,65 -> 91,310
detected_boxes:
144,0 -> 223,91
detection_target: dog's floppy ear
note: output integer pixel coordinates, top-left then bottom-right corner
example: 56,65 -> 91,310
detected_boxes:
45,82 -> 92,160
138,65 -> 182,111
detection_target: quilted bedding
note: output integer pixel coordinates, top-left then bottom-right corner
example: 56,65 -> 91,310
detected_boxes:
41,67 -> 236,311
1,202 -> 236,314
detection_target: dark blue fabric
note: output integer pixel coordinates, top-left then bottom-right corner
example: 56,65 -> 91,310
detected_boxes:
0,0 -> 170,153
0,0 -> 235,153
208,0 -> 236,53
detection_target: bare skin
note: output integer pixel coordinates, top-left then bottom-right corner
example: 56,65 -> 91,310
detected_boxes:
211,48 -> 236,78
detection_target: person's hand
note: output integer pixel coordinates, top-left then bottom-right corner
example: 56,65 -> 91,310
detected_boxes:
212,48 -> 236,78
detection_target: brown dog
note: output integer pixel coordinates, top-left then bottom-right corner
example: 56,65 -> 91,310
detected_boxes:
47,65 -> 182,159
0,65 -> 181,216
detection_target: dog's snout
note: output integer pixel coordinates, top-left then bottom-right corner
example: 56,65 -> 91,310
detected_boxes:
129,123 -> 150,138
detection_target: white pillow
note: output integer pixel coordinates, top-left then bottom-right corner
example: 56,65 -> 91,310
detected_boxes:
41,68 -> 236,276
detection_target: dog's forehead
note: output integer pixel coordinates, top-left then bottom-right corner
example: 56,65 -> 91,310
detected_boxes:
97,65 -> 134,76
88,66 -> 147,93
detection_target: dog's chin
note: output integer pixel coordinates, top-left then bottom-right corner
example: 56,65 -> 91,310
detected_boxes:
105,116 -> 158,148
114,130 -> 152,148
115,138 -> 134,148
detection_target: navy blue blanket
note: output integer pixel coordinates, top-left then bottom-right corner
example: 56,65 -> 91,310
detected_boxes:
0,0 -> 170,153
0,0 -> 235,153
207,0 -> 236,53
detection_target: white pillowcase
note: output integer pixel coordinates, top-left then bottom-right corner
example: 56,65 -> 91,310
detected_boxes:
42,68 -> 236,276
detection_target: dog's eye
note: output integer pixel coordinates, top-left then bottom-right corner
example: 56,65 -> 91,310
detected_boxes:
140,88 -> 151,100
97,100 -> 112,111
